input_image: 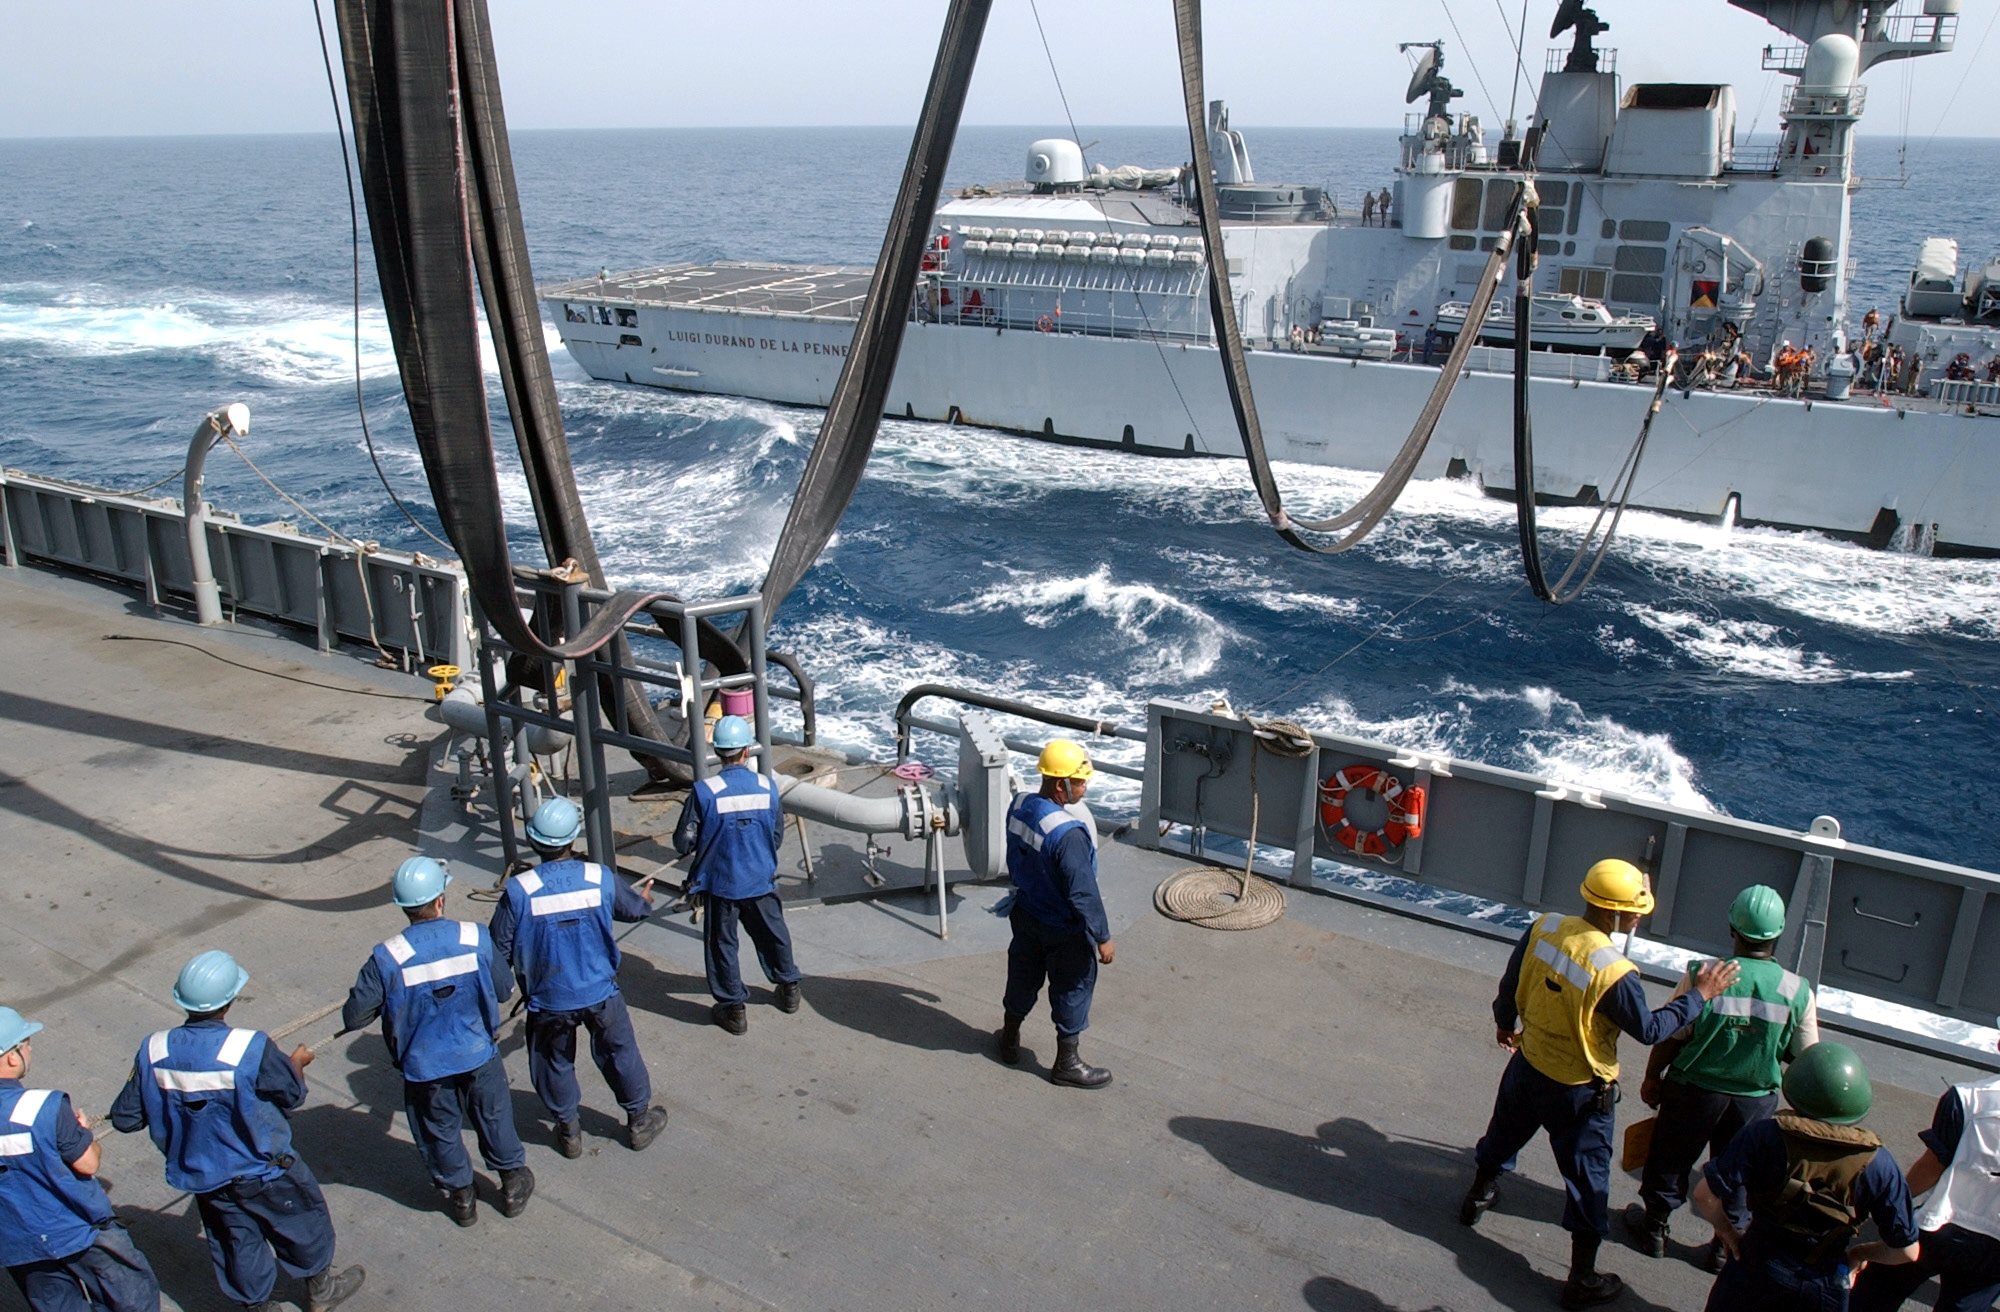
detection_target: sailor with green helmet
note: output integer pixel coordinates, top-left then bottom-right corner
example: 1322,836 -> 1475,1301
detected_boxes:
1627,884 -> 1820,1261
1695,1042 -> 1919,1312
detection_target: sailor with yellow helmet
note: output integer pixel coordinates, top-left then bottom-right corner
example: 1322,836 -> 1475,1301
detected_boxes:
1459,858 -> 1741,1309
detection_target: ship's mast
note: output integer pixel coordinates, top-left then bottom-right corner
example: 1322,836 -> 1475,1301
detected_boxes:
1730,0 -> 1959,72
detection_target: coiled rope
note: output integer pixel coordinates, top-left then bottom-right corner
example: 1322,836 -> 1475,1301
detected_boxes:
1154,717 -> 1312,930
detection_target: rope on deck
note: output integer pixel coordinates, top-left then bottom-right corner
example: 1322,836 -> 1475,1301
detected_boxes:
1153,717 -> 1311,931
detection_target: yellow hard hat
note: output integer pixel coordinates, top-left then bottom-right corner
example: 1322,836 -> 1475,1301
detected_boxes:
1580,858 -> 1655,915
1037,738 -> 1094,780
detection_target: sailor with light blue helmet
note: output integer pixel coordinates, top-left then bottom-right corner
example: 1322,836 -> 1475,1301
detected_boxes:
672,714 -> 801,1036
111,951 -> 364,1312
490,797 -> 668,1160
0,1005 -> 161,1312
342,856 -> 533,1228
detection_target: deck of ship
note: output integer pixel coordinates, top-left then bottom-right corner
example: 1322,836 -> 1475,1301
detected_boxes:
0,563 -> 1980,1312
545,263 -> 876,318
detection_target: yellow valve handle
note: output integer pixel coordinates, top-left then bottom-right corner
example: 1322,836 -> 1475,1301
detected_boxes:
427,664 -> 462,700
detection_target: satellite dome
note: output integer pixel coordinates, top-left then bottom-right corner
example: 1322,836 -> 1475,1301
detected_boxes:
1026,138 -> 1085,189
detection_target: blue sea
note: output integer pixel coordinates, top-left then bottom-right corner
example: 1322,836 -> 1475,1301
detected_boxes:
3,126 -> 1998,875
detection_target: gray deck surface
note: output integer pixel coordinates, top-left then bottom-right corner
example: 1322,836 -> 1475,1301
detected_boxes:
0,564 -> 1980,1312
543,263 -> 874,318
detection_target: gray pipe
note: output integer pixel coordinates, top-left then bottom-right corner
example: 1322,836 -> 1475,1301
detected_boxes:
778,777 -> 911,835
183,404 -> 249,626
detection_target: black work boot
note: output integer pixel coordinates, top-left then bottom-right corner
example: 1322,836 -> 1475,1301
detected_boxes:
712,1002 -> 748,1035
305,1263 -> 365,1312
1458,1170 -> 1500,1226
498,1166 -> 535,1218
626,1105 -> 669,1151
444,1182 -> 477,1227
1559,1232 -> 1625,1309
1622,1202 -> 1669,1258
555,1119 -> 583,1160
1696,1238 -> 1728,1273
775,981 -> 802,1014
996,1013 -> 1024,1066
1049,1032 -> 1112,1088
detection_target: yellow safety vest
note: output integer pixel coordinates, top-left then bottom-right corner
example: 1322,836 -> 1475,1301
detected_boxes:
1515,913 -> 1637,1086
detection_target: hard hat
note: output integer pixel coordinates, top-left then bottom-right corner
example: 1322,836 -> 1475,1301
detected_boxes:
713,715 -> 755,750
173,950 -> 250,1013
1580,858 -> 1655,915
391,855 -> 452,908
0,1007 -> 43,1057
526,797 -> 582,849
1728,884 -> 1788,942
1783,1042 -> 1873,1124
1037,738 -> 1094,780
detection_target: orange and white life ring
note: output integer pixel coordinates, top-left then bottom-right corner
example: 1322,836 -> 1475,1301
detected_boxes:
1037,314 -> 1054,333
1318,765 -> 1427,856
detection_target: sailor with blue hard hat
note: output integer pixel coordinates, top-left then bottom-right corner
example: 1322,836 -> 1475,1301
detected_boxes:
996,739 -> 1116,1089
490,797 -> 668,1159
111,952 -> 364,1312
342,856 -> 533,1227
0,1006 -> 162,1312
1460,859 -> 1739,1309
672,714 -> 803,1036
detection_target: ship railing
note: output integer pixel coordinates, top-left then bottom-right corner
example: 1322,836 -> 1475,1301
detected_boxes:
894,683 -> 1147,782
1137,699 -> 2000,1069
0,466 -> 469,672
1781,84 -> 1868,118
1872,10 -> 1957,49
1762,43 -> 1808,74
1543,46 -> 1615,74
1724,145 -> 1782,174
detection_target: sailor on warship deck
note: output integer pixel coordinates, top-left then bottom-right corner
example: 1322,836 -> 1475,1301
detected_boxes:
1694,1043 -> 1918,1312
110,951 -> 364,1312
1853,1022 -> 2000,1312
1627,884 -> 1819,1266
342,856 -> 534,1229
671,715 -> 803,1037
0,1007 -> 161,1312
1460,859 -> 1738,1309
490,797 -> 669,1160
996,739 -> 1115,1090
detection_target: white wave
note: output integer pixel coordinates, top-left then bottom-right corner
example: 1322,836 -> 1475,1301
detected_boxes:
1634,608 -> 1915,683
0,283 -> 400,386
945,565 -> 1230,683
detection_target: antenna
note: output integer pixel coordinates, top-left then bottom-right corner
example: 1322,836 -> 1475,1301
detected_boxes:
1405,46 -> 1442,104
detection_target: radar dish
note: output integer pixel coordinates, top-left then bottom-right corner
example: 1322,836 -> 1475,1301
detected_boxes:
1406,47 -> 1440,104
1550,0 -> 1588,38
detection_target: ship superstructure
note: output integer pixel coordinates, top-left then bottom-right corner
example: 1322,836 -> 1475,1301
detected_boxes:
547,0 -> 2000,555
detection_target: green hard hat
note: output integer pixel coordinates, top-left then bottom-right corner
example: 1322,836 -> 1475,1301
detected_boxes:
1729,884 -> 1788,941
1783,1042 -> 1873,1124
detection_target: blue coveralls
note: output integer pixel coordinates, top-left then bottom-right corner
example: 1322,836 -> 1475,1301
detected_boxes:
342,916 -> 526,1190
1704,1117 -> 1917,1312
1854,1088 -> 2000,1312
673,763 -> 800,1006
489,859 -> 654,1126
1001,793 -> 1110,1035
111,1021 -> 335,1307
1474,927 -> 1706,1235
1,1080 -> 159,1312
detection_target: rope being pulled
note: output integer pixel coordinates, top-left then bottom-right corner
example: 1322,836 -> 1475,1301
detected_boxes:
1154,717 -> 1312,931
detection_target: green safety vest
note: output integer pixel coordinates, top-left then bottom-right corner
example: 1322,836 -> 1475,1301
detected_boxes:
1669,956 -> 1812,1097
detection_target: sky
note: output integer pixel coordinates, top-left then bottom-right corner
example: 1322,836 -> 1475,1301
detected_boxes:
0,1 -> 1994,139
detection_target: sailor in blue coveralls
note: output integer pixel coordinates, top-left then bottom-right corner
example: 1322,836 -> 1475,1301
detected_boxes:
342,856 -> 533,1227
0,1007 -> 160,1312
490,797 -> 669,1159
672,715 -> 802,1036
110,952 -> 364,1312
996,739 -> 1116,1089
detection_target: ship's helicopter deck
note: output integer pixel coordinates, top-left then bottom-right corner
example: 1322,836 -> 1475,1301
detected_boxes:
547,263 -> 876,320
0,564 -> 1979,1312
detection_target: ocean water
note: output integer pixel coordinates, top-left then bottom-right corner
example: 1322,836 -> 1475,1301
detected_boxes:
3,126 -> 1998,881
